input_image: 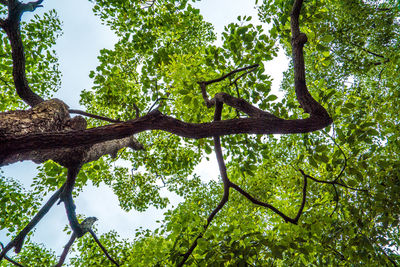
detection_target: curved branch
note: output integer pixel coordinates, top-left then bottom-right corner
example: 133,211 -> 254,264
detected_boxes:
290,0 -> 330,118
88,230 -> 120,267
0,243 -> 25,267
0,0 -> 44,106
55,234 -> 76,267
179,101 -> 230,266
230,176 -> 307,224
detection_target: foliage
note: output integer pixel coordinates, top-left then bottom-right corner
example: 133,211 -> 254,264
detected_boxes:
1,0 -> 400,266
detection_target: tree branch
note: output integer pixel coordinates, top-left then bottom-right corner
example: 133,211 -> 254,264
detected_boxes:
55,234 -> 76,267
0,0 -> 44,106
68,109 -> 121,123
88,230 -> 120,267
60,165 -> 87,238
198,64 -> 259,107
290,0 -> 330,118
179,100 -> 230,266
0,243 -> 25,267
230,176 -> 307,224
55,217 -> 98,267
0,184 -> 65,260
0,110 -> 333,163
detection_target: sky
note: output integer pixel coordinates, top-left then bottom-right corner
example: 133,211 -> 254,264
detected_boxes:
0,0 -> 289,259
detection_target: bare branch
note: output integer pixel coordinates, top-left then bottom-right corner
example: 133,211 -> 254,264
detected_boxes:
60,165 -> 87,237
0,109 -> 333,163
198,64 -> 259,107
0,184 -> 65,260
179,101 -> 230,266
230,177 -> 307,224
68,109 -> 121,123
88,230 -> 120,267
0,243 -> 25,267
290,0 -> 331,118
55,217 -> 98,267
55,234 -> 76,267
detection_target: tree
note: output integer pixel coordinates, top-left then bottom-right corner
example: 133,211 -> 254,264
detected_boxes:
0,0 -> 399,266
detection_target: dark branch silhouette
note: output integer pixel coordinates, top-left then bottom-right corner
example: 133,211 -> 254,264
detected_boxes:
68,109 -> 121,123
89,230 -> 120,267
55,234 -> 76,267
0,243 -> 25,267
0,184 -> 65,260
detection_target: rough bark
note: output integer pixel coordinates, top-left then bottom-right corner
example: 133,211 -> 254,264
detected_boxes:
0,99 -> 143,166
0,111 -> 331,165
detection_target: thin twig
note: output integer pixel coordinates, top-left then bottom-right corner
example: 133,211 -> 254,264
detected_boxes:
0,242 -> 25,267
202,64 -> 259,86
55,234 -> 76,267
229,67 -> 258,86
69,109 -> 121,123
88,230 -> 120,267
147,97 -> 173,114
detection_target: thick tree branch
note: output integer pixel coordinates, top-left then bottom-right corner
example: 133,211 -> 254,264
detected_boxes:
290,0 -> 330,118
0,111 -> 333,163
0,0 -> 333,164
0,0 -> 44,106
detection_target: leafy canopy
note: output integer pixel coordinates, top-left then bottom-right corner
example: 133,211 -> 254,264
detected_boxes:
1,0 -> 400,266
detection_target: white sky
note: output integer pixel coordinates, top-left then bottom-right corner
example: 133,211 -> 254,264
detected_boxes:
0,0 -> 288,258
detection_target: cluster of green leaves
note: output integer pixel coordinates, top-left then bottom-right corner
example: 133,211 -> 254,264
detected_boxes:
1,0 -> 400,266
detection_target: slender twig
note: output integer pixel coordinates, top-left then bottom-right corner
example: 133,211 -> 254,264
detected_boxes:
147,97 -> 173,114
0,184 -> 65,259
179,101 -> 230,266
202,64 -> 259,86
55,234 -> 76,267
88,230 -> 120,267
198,64 -> 259,107
69,109 -> 121,123
230,178 -> 307,224
0,243 -> 25,267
